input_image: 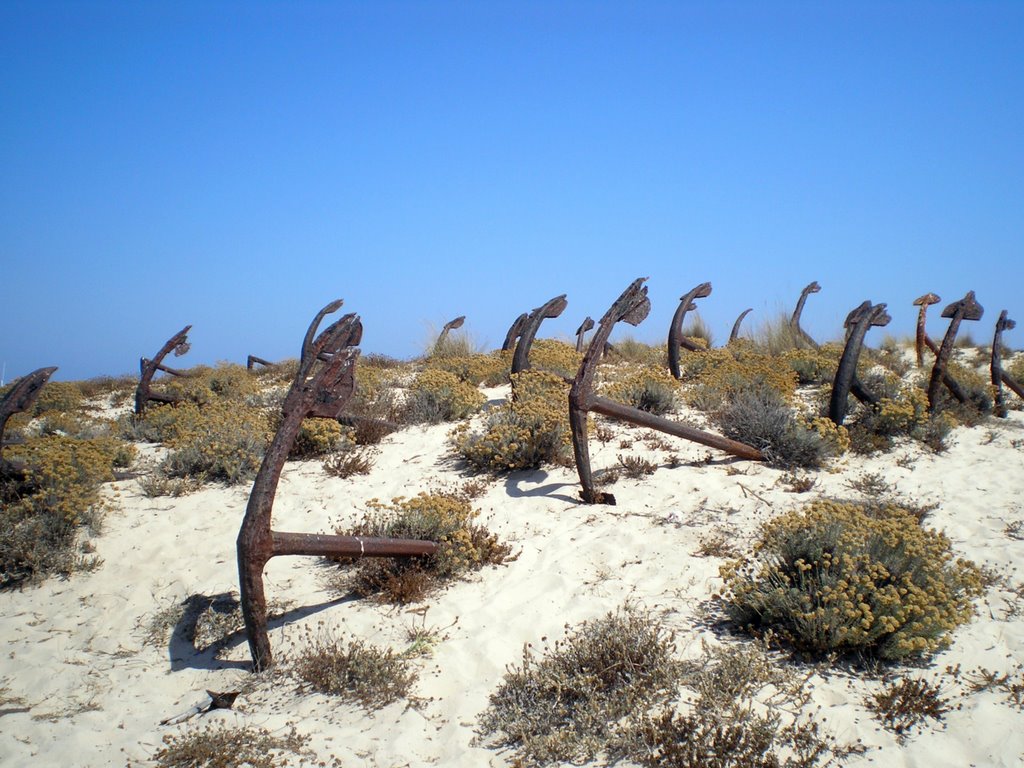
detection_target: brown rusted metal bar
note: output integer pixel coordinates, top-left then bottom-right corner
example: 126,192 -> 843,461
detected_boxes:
511,294 -> 568,375
729,308 -> 753,343
913,293 -> 941,367
992,310 -> 1020,417
570,278 -> 762,505
0,366 -> 57,470
790,281 -> 821,349
135,325 -> 192,415
575,317 -> 594,353
667,282 -> 712,379
829,301 -> 891,426
501,312 -> 529,352
247,355 -> 275,370
434,315 -> 466,351
237,300 -> 438,671
927,291 -> 983,413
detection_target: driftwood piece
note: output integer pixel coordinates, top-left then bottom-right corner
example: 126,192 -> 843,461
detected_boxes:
729,308 -> 753,343
992,310 -> 1023,417
135,325 -> 192,415
829,302 -> 891,426
237,301 -> 438,672
570,278 -> 762,505
575,317 -> 594,353
434,315 -> 466,351
927,291 -> 983,413
913,293 -> 941,367
0,366 -> 57,469
790,281 -> 821,349
511,295 -> 568,375
667,282 -> 712,379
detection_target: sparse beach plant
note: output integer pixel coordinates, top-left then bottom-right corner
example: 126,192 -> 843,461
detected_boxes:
866,675 -> 954,740
477,605 -> 682,766
322,444 -> 376,479
720,499 -> 985,660
150,723 -> 312,768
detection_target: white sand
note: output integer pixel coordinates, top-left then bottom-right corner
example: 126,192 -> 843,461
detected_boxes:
2,383 -> 1024,767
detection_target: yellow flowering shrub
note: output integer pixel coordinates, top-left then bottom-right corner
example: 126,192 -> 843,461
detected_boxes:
721,499 -> 984,660
33,381 -> 85,415
424,351 -> 511,386
683,343 -> 798,412
289,417 -> 345,458
336,492 -> 510,603
783,343 -> 844,385
403,369 -> 486,424
163,362 -> 261,406
159,401 -> 271,485
2,434 -> 134,586
529,339 -> 583,380
453,370 -> 572,471
801,416 -> 851,455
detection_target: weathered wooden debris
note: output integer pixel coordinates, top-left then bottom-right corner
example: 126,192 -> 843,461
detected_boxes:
912,293 -> 941,367
511,294 -> 568,375
729,308 -> 753,343
0,366 -> 57,472
991,310 -> 1023,417
790,281 -> 821,348
435,315 -> 466,350
927,291 -> 983,413
575,317 -> 594,353
829,302 -> 890,426
570,278 -> 763,505
237,301 -> 438,671
246,355 -> 275,370
667,282 -> 712,379
501,312 -> 529,352
135,325 -> 192,415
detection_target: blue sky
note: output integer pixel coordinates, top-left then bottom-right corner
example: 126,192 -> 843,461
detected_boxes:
2,1 -> 1022,382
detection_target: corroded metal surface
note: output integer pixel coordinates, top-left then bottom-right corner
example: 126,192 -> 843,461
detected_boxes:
913,293 -> 941,367
0,366 -> 57,468
729,308 -> 753,343
501,312 -> 529,352
667,282 -> 712,379
246,355 -> 275,370
829,301 -> 891,426
511,294 -> 568,375
135,325 -> 192,415
575,317 -> 594,353
570,279 -> 762,505
992,310 -> 1022,417
927,291 -> 983,413
237,301 -> 438,671
790,281 -> 821,349
435,315 -> 466,350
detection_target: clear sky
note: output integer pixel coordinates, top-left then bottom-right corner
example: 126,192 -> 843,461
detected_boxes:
2,1 -> 1022,382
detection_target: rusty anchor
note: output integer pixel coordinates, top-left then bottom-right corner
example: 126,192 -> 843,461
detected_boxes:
0,366 -> 57,474
434,315 -> 466,352
575,317 -> 595,353
501,312 -> 529,352
991,310 -> 1023,417
912,293 -> 941,367
569,278 -> 763,505
828,301 -> 891,426
729,308 -> 753,344
246,355 -> 275,371
927,291 -> 984,413
667,282 -> 712,379
237,300 -> 438,672
790,281 -> 821,349
135,325 -> 193,415
511,294 -> 568,375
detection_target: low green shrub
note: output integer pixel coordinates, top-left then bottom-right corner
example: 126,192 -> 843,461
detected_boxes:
158,401 -> 270,485
602,365 -> 679,415
715,385 -> 832,469
720,499 -> 984,660
684,343 -> 798,413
